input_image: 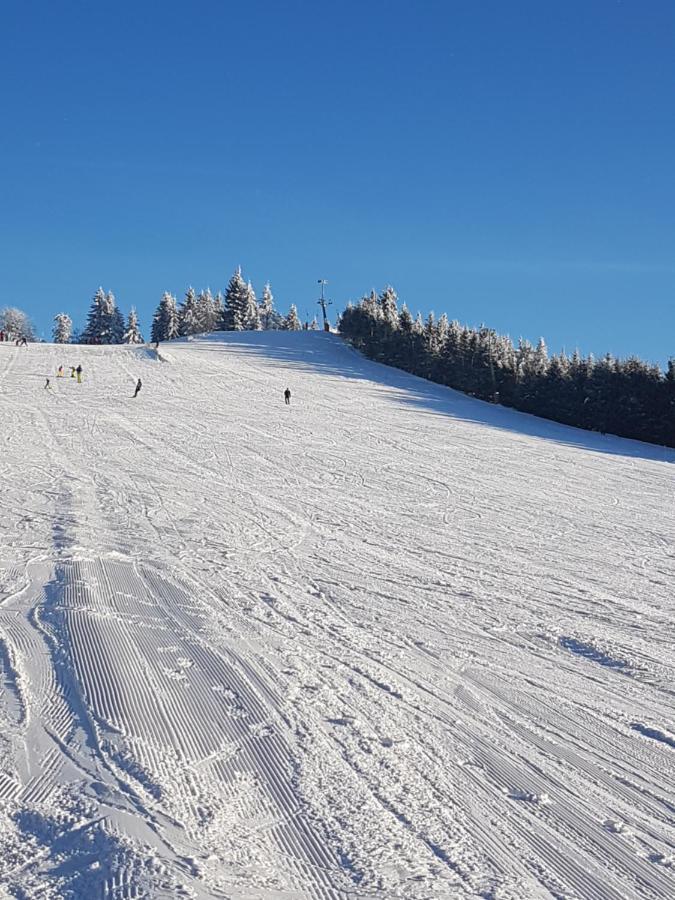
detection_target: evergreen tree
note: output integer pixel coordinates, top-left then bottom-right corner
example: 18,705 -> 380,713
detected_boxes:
309,316 -> 319,330
81,289 -> 124,344
196,289 -> 217,333
108,292 -> 125,343
179,287 -> 200,336
123,308 -> 144,344
52,313 -> 73,344
81,287 -> 107,343
213,292 -> 224,329
151,292 -> 179,342
244,281 -> 261,330
222,268 -> 249,330
379,285 -> 399,328
259,282 -> 276,329
284,304 -> 302,331
398,304 -> 413,333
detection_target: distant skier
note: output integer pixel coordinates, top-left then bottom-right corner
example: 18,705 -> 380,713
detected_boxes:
76,365 -> 83,383
57,365 -> 64,377
18,336 -> 27,346
284,388 -> 291,405
133,378 -> 142,398
44,378 -> 50,389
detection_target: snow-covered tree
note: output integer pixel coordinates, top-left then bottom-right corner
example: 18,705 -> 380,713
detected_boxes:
213,291 -> 224,329
0,307 -> 35,341
221,268 -> 249,331
379,285 -> 399,328
259,282 -> 275,330
530,337 -> 549,377
284,304 -> 302,331
52,313 -> 72,344
179,287 -> 200,336
423,312 -> 437,354
151,292 -> 180,342
309,316 -> 319,330
108,292 -> 125,343
123,308 -> 144,344
436,313 -> 449,349
81,288 -> 124,344
196,289 -> 217,333
244,281 -> 261,330
398,304 -> 413,333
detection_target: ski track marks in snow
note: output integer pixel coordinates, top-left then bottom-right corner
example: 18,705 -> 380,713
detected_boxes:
0,333 -> 674,899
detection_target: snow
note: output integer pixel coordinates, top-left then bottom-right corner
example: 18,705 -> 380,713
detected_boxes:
0,331 -> 674,899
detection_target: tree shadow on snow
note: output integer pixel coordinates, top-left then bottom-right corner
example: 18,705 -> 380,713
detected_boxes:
169,332 -> 675,466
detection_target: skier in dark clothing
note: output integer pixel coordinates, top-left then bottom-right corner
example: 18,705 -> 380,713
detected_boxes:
76,365 -> 83,383
45,378 -> 50,389
133,378 -> 142,398
284,388 -> 291,405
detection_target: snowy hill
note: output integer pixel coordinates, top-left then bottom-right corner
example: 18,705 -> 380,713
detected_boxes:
0,331 -> 674,899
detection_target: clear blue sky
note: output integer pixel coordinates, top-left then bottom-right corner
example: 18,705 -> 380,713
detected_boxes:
1,0 -> 673,362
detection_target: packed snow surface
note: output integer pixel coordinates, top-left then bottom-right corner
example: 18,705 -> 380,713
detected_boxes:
0,331 -> 674,899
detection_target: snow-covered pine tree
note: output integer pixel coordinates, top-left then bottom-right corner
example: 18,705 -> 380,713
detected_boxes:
151,292 -> 180,342
196,289 -> 217,333
531,337 -> 549,377
309,316 -> 319,330
436,313 -> 449,349
423,312 -> 437,354
379,286 -> 399,328
213,292 -> 224,329
107,292 -> 125,343
413,312 -> 424,335
284,304 -> 302,331
221,268 -> 249,331
81,287 -> 107,343
244,281 -> 261,330
398,304 -> 413,333
123,308 -> 144,344
515,338 -> 533,380
259,282 -> 275,330
362,290 -> 380,319
179,287 -> 200,336
52,313 -> 73,344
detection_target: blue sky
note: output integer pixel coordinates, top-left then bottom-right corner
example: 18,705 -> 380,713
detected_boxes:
1,0 -> 673,362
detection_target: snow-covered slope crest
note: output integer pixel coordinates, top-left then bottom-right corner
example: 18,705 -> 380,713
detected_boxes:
0,332 -> 674,899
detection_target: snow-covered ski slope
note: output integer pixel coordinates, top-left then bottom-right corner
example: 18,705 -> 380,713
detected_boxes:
0,331 -> 674,900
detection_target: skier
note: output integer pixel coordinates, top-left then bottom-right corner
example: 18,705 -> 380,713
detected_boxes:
45,378 -> 50,389
19,336 -> 27,346
133,378 -> 142,398
284,388 -> 291,405
57,365 -> 64,377
70,367 -> 76,378
76,365 -> 83,383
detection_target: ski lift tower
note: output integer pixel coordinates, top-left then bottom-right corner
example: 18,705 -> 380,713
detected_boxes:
317,279 -> 333,331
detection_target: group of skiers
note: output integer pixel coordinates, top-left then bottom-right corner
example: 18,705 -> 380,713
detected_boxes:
45,364 -> 143,398
43,359 -> 289,405
46,364 -> 83,389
